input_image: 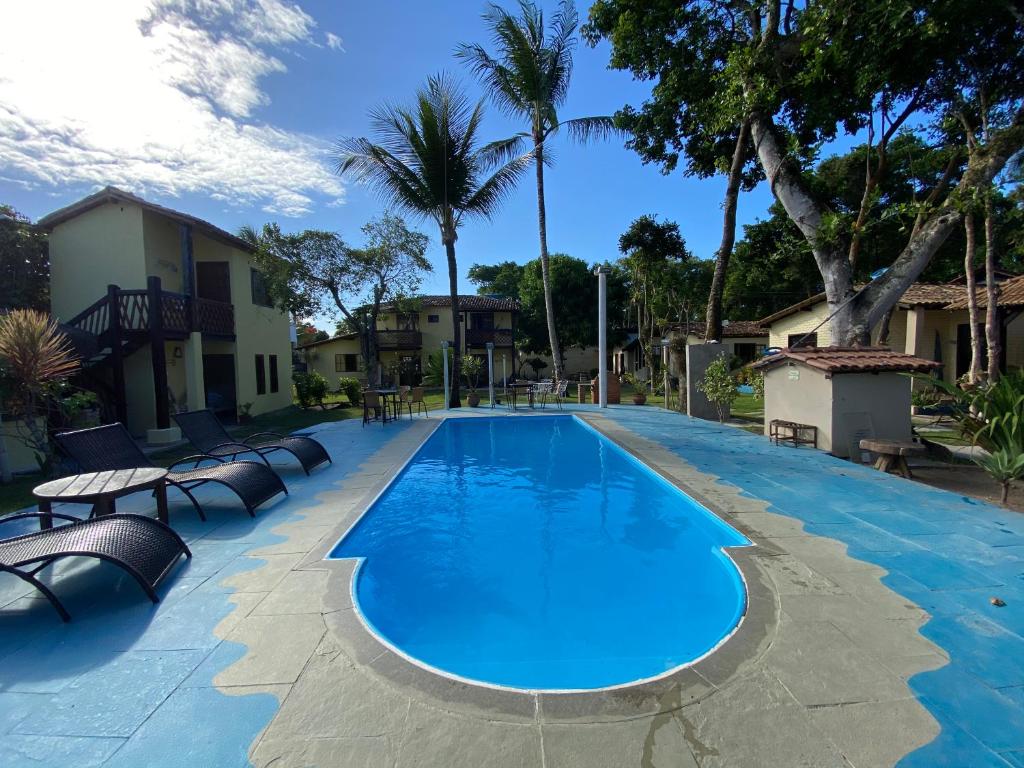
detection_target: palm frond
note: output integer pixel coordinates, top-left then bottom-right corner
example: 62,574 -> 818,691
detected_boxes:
557,116 -> 622,144
478,133 -> 530,170
462,151 -> 533,220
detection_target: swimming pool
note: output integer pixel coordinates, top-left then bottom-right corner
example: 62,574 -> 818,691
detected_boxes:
330,415 -> 751,691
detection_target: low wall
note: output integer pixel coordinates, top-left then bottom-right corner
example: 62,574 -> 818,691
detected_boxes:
686,344 -> 731,421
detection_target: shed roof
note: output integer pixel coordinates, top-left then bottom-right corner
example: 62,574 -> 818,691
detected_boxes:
297,333 -> 359,350
753,346 -> 940,374
945,275 -> 1024,310
37,186 -> 255,253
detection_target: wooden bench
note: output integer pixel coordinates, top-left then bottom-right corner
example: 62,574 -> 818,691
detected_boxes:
769,419 -> 818,449
859,439 -> 926,479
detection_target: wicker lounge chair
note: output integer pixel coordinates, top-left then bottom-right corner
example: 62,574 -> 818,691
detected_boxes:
56,424 -> 287,521
0,512 -> 190,621
173,409 -> 331,475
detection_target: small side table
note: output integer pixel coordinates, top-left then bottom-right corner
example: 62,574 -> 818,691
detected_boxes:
859,439 -> 925,479
33,468 -> 170,530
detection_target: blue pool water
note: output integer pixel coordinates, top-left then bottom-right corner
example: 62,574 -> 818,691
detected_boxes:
330,415 -> 750,690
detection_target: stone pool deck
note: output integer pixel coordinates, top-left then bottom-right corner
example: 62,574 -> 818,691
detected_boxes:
1,406 -> 1022,767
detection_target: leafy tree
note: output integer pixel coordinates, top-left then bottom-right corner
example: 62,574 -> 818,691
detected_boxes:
458,0 -> 617,381
0,206 -> 49,312
618,215 -> 697,376
696,355 -> 737,423
336,74 -> 530,406
242,214 -> 431,387
295,323 -> 328,346
584,0 -> 1024,346
467,261 -> 525,298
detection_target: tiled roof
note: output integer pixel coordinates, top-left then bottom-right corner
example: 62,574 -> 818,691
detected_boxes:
753,346 -> 941,374
382,294 -> 520,312
673,320 -> 768,338
945,275 -> 1024,310
758,283 -> 977,326
296,332 -> 358,350
37,186 -> 255,253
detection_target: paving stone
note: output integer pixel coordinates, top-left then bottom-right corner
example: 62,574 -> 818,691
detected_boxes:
754,552 -> 846,596
731,511 -> 810,539
249,524 -> 334,556
259,644 -> 409,740
204,613 -> 325,687
251,570 -> 329,616
682,668 -> 849,768
765,617 -> 908,706
250,735 -> 395,768
12,649 -> 207,737
913,668 -> 1024,752
808,699 -> 939,768
395,702 -> 541,768
0,735 -> 125,767
215,553 -> 304,593
541,715 -> 699,768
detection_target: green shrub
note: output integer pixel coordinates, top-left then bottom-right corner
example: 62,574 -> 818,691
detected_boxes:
751,370 -> 765,400
294,371 -> 329,408
696,356 -> 738,422
337,377 -> 362,406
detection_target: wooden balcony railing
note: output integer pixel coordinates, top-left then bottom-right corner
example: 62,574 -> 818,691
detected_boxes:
377,329 -> 422,349
465,328 -> 514,347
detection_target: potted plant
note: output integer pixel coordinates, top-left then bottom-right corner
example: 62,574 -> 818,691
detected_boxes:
463,356 -> 483,407
623,372 -> 647,405
61,389 -> 100,428
238,402 -> 254,424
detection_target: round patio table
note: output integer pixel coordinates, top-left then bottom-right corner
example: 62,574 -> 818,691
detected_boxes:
374,389 -> 399,424
33,468 -> 169,530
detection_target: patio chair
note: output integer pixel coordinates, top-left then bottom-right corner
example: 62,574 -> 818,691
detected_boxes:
56,424 -> 288,521
407,386 -> 428,418
532,380 -> 552,409
0,512 -> 191,621
551,380 -> 569,410
172,410 -> 331,476
362,390 -> 391,427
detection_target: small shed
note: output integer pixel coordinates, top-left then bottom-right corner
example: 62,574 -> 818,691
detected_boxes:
753,347 -> 939,458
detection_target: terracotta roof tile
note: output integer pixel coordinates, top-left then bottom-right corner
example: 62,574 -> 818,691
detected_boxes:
752,346 -> 940,374
671,320 -> 768,338
381,295 -> 520,312
945,275 -> 1024,310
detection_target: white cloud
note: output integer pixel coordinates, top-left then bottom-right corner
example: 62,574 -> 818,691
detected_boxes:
0,0 -> 342,217
325,32 -> 345,52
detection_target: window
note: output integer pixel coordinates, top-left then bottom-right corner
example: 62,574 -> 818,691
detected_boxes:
471,312 -> 495,330
336,353 -> 358,372
788,333 -> 817,348
250,268 -> 273,308
733,343 -> 757,363
269,355 -> 279,393
255,354 -> 266,395
395,312 -> 419,331
427,314 -> 439,324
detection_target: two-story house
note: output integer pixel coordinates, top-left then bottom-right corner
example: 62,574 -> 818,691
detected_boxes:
39,187 -> 294,442
300,295 -> 520,385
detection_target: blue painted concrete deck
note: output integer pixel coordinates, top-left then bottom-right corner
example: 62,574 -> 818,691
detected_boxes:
593,406 -> 1024,768
1,407 -> 1022,765
0,419 -> 414,768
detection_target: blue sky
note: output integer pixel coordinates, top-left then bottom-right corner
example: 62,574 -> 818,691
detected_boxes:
0,0 -> 785,322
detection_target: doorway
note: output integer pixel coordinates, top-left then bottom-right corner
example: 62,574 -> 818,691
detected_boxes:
202,354 -> 237,419
196,262 -> 232,303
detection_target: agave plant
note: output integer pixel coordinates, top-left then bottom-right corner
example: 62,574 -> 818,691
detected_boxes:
912,369 -> 1024,504
0,309 -> 79,473
974,447 -> 1024,505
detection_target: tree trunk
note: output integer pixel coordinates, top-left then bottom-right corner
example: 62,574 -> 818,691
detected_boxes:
964,213 -> 982,383
984,197 -> 1001,381
747,105 -> 1024,347
534,140 -> 563,381
705,120 -> 750,342
444,236 -> 462,407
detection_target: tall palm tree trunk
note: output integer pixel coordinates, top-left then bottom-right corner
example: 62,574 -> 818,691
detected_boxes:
534,140 -> 563,381
964,213 -> 982,383
705,120 -> 750,342
444,236 -> 463,407
984,197 -> 1001,381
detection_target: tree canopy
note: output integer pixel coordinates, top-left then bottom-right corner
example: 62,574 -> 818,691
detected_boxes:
0,206 -> 49,313
584,0 -> 1024,344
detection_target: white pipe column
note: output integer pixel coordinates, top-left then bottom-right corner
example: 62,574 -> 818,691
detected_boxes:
441,340 -> 450,411
595,265 -> 610,408
662,340 -> 670,411
486,342 -> 495,408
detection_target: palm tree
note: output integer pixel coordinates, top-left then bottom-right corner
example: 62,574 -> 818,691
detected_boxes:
458,0 -> 617,382
335,73 -> 530,407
